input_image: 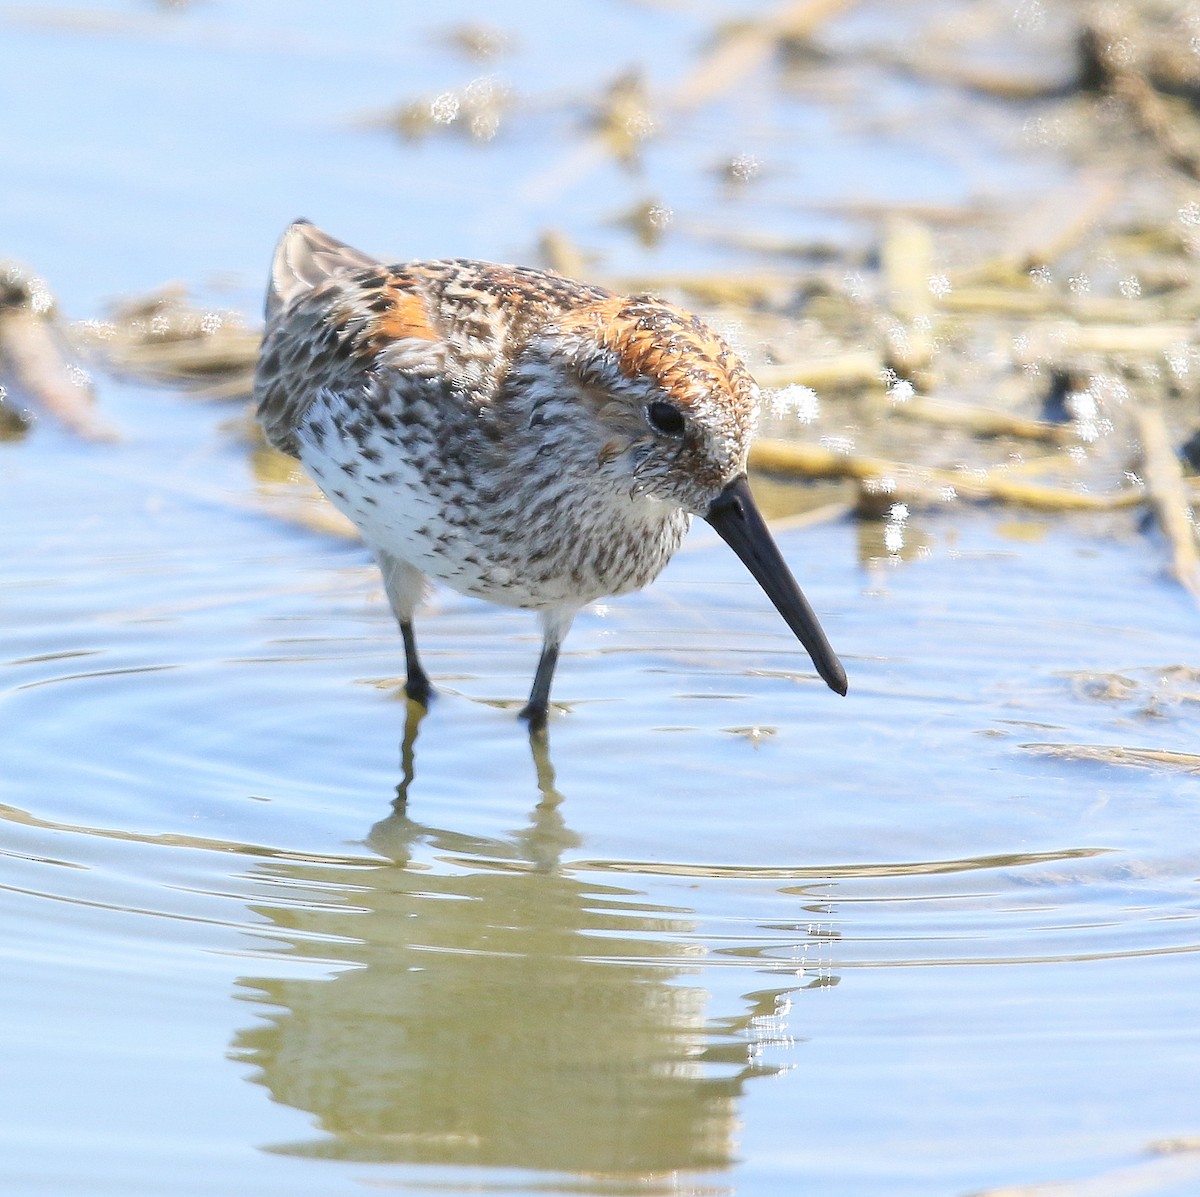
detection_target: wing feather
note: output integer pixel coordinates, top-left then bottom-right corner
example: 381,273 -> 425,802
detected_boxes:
265,219 -> 377,321
254,222 -> 446,456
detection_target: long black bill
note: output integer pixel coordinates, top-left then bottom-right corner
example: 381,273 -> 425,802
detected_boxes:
704,475 -> 848,696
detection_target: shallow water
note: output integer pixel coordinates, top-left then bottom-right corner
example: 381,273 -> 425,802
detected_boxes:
4,376 -> 1200,1196
3,3 -> 1200,1196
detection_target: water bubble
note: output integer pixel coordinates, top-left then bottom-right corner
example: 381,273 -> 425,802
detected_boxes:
1178,201 -> 1200,227
882,503 -> 908,555
470,110 -> 502,140
65,364 -> 92,390
882,319 -> 910,356
1029,265 -> 1053,287
646,203 -> 673,229
1069,379 -> 1118,444
1107,36 -> 1135,68
1067,273 -> 1090,296
1118,274 -> 1142,298
927,273 -> 951,298
77,319 -> 116,342
728,153 -> 762,183
820,434 -> 854,456
887,378 -> 915,405
624,111 -> 655,141
27,280 -> 54,315
460,76 -> 509,140
768,384 -> 819,422
429,92 -> 460,124
1066,390 -> 1097,421
1022,114 -> 1066,147
1165,345 -> 1192,378
1013,0 -> 1046,32
1090,373 -> 1130,407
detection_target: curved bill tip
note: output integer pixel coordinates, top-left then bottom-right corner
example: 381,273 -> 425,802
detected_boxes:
704,475 -> 848,696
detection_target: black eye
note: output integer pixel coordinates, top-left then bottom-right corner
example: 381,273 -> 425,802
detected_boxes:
647,400 -> 685,436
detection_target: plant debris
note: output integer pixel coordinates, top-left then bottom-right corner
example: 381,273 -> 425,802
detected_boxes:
0,262 -> 116,441
9,1 -> 1200,587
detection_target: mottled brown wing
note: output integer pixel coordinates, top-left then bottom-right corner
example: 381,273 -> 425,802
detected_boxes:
254,222 -> 447,458
254,222 -> 617,459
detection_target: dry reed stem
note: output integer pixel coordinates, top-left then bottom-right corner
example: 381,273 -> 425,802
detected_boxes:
1022,322 -> 1195,356
1129,402 -> 1200,598
955,173 -> 1123,285
1023,743 -> 1200,775
888,395 -> 1072,444
0,308 -> 117,441
109,331 -> 261,378
748,438 -> 1144,512
1116,71 -> 1200,183
881,217 -> 935,373
613,273 -> 794,307
938,288 -> 1172,322
755,351 -> 884,391
672,0 -> 854,111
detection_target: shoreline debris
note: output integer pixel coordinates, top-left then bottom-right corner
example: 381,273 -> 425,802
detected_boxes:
0,262 -> 117,441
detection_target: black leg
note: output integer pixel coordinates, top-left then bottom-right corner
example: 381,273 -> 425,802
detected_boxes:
400,620 -> 432,707
519,638 -> 560,733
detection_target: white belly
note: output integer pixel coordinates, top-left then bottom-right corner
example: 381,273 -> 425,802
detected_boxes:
295,394 -> 688,611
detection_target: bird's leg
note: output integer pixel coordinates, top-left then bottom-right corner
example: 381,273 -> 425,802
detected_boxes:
520,607 -> 577,732
520,641 -> 559,733
377,549 -> 432,706
399,620 -> 431,707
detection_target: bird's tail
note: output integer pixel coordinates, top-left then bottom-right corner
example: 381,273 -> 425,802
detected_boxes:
265,220 -> 378,321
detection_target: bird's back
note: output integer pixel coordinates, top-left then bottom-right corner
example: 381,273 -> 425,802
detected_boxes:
254,220 -> 612,458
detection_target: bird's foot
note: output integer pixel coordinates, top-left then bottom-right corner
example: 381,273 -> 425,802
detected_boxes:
519,700 -> 549,735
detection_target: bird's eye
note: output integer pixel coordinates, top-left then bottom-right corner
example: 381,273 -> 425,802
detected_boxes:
647,400 -> 685,436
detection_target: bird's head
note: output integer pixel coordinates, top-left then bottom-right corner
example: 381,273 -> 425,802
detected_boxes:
513,293 -> 847,697
532,294 -> 760,516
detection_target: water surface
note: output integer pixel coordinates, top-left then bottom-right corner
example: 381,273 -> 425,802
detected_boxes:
1,3 -> 1199,1196
4,376 -> 1199,1196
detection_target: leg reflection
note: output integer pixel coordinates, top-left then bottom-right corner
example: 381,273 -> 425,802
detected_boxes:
516,731 -> 581,870
369,712 -> 580,872
392,696 -> 427,810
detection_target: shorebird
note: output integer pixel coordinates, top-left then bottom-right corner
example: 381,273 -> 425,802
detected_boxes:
255,220 -> 846,730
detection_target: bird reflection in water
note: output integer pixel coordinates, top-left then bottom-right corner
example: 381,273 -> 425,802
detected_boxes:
230,704 -> 813,1180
